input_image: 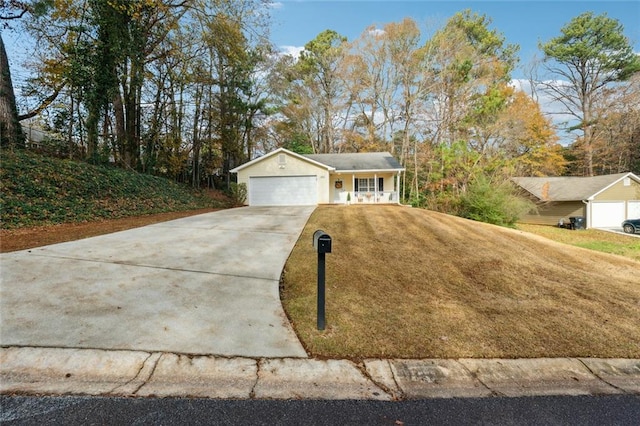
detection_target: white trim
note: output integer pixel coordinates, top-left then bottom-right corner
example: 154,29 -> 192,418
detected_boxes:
588,172 -> 640,200
230,148 -> 334,173
333,168 -> 405,173
583,200 -> 591,229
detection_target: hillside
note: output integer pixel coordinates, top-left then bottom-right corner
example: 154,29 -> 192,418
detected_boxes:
0,150 -> 227,229
282,205 -> 640,359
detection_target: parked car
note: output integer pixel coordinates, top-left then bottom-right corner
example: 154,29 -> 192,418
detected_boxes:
622,218 -> 640,234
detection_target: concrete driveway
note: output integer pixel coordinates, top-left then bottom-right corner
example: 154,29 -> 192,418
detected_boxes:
0,207 -> 314,358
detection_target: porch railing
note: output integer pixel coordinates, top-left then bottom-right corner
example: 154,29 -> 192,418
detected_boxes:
341,191 -> 398,204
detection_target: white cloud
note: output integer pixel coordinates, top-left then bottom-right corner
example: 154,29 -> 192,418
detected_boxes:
279,45 -> 305,59
268,2 -> 283,9
368,28 -> 385,37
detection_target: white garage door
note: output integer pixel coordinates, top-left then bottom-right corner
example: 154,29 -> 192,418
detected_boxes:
591,201 -> 625,228
629,201 -> 640,219
249,176 -> 317,206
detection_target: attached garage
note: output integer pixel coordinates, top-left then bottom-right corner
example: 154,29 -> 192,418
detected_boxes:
230,149 -> 333,206
590,202 -> 625,228
249,176 -> 318,206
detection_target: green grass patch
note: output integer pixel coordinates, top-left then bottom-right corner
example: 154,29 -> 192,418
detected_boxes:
517,224 -> 640,262
0,149 -> 226,229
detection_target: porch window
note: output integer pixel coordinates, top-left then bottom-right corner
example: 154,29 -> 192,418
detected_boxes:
354,178 -> 384,192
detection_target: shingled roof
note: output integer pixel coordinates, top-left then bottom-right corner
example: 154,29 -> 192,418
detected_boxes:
512,173 -> 638,201
303,152 -> 404,172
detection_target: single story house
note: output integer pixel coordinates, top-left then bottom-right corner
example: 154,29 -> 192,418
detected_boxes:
21,121 -> 49,149
512,172 -> 640,228
230,148 -> 405,206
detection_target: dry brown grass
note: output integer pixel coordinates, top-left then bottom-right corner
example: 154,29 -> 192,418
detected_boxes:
0,208 -> 220,253
282,205 -> 640,359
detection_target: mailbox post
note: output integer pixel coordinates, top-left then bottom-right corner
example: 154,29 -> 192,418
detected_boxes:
313,230 -> 332,330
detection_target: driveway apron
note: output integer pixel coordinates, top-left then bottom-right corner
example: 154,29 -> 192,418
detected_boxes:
0,207 -> 314,358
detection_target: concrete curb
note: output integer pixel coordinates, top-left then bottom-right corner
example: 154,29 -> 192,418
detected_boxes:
1,347 -> 638,400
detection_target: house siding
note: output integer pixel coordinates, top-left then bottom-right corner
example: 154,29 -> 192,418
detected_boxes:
519,201 -> 585,226
592,178 -> 640,201
236,152 -> 330,204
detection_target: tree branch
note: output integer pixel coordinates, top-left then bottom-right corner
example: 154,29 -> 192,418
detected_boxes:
0,1 -> 30,21
17,84 -> 65,121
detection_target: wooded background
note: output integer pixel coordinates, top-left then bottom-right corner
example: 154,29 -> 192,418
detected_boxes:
2,1 -> 639,211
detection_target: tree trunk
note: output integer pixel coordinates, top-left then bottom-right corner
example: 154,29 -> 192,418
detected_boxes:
192,86 -> 202,187
113,91 -> 126,164
582,100 -> 594,176
0,33 -> 24,147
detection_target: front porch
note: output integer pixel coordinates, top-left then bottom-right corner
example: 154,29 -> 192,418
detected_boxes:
330,173 -> 401,205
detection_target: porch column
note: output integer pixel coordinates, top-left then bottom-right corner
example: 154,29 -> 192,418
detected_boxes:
352,174 -> 355,202
374,173 -> 378,202
396,173 -> 400,204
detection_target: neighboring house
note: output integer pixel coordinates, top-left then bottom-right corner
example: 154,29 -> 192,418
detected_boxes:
230,148 -> 405,206
512,172 -> 640,228
21,122 -> 48,149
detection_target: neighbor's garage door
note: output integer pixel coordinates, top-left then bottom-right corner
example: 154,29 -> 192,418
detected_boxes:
629,201 -> 640,219
249,176 -> 317,206
591,201 -> 625,228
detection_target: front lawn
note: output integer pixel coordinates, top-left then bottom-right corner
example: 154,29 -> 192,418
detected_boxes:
282,205 -> 640,360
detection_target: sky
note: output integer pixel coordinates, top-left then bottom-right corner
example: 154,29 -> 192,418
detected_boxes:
268,0 -> 640,80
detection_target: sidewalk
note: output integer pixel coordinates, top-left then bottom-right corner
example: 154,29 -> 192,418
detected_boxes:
1,347 -> 638,399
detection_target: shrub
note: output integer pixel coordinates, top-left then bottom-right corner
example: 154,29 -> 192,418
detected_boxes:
459,176 -> 534,227
229,182 -> 247,206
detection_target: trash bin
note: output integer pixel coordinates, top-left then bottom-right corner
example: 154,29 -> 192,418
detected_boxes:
569,216 -> 585,230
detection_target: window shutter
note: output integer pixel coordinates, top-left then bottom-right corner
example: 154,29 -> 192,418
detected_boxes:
378,178 -> 384,191
354,179 -> 359,191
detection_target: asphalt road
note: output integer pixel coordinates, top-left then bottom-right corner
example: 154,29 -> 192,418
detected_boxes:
2,395 -> 639,425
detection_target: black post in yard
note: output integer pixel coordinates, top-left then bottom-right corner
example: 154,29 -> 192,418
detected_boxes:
317,251 -> 326,330
312,230 -> 332,331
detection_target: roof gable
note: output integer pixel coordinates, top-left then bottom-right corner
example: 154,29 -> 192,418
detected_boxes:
229,148 -> 334,173
512,172 -> 640,201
